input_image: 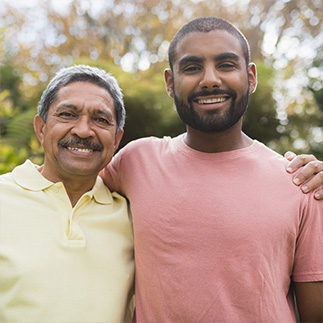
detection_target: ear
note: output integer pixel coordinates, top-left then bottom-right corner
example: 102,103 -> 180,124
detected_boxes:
248,63 -> 257,94
164,68 -> 174,98
114,129 -> 124,152
34,115 -> 46,146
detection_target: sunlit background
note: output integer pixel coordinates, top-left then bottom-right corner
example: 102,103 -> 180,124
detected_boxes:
0,0 -> 322,173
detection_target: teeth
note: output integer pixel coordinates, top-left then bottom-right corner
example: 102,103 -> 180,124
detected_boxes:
197,97 -> 226,104
67,147 -> 93,153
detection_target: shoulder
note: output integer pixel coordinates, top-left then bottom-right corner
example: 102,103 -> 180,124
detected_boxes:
0,171 -> 14,183
244,141 -> 302,194
0,172 -> 16,199
94,176 -> 128,205
114,135 -> 178,162
121,135 -> 173,151
251,141 -> 289,169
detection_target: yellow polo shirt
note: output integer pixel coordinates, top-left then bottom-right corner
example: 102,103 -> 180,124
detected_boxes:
0,160 -> 134,323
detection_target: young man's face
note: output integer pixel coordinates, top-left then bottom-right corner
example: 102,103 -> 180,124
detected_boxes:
34,81 -> 123,183
165,30 -> 257,133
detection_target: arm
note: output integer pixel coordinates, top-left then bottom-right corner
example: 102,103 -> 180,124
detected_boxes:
294,281 -> 323,322
285,152 -> 323,200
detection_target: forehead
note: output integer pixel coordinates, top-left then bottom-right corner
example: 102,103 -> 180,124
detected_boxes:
53,81 -> 116,114
174,30 -> 245,65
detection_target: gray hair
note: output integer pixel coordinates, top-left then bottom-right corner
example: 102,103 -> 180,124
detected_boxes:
37,65 -> 125,133
168,16 -> 251,71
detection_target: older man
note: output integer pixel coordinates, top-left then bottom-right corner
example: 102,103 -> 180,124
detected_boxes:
0,65 -> 134,322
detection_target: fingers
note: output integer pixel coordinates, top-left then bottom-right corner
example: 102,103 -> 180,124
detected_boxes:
285,153 -> 323,200
286,154 -> 317,173
314,188 -> 323,200
300,171 -> 323,200
298,169 -> 323,200
287,159 -> 323,200
284,151 -> 297,161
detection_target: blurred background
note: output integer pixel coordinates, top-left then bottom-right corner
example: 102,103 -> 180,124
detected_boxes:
0,0 -> 322,173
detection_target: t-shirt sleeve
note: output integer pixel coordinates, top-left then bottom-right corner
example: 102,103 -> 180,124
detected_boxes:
99,138 -> 153,198
292,186 -> 323,282
100,150 -> 124,195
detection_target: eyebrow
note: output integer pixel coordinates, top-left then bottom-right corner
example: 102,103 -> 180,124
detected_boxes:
56,104 -> 114,120
96,109 -> 114,121
214,52 -> 240,62
56,104 -> 78,111
178,56 -> 204,68
178,52 -> 241,68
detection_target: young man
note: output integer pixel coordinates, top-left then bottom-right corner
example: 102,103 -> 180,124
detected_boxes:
101,17 -> 323,322
0,65 -> 134,322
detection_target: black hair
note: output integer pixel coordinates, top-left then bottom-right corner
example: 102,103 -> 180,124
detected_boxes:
168,16 -> 250,70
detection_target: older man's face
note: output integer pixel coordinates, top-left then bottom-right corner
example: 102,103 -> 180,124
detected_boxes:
34,81 -> 123,183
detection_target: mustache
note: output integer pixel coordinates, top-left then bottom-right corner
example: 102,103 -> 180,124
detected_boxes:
58,138 -> 103,151
188,89 -> 236,102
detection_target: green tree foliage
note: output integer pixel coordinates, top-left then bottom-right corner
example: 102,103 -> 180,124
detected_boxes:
243,61 -> 280,144
0,64 -> 43,173
115,63 -> 185,147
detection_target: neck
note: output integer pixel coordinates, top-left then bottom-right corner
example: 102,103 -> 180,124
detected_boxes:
184,121 -> 253,153
37,166 -> 96,207
63,178 -> 96,207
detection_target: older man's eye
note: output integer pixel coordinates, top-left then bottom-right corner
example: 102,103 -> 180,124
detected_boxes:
95,117 -> 111,125
56,112 -> 75,118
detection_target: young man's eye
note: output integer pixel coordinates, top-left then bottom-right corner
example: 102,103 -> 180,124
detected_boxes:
183,66 -> 201,73
219,63 -> 236,69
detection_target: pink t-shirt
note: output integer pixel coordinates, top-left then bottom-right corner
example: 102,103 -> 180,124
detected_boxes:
102,134 -> 323,323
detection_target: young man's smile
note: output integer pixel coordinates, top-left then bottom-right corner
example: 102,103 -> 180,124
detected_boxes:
164,30 -> 257,133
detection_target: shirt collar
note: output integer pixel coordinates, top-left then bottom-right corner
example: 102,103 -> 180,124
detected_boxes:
12,160 -> 54,190
91,176 -> 113,205
12,160 -> 112,205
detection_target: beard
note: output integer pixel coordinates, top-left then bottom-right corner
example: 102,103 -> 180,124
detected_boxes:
174,87 -> 250,133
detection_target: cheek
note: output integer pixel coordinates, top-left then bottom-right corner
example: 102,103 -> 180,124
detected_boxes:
174,79 -> 193,98
41,127 -> 65,151
229,76 -> 248,95
42,134 -> 54,151
101,131 -> 118,149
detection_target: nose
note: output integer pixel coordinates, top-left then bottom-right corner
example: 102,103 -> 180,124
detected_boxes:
70,116 -> 95,138
199,65 -> 222,89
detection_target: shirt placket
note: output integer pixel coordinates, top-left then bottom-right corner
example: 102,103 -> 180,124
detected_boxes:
49,183 -> 89,247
